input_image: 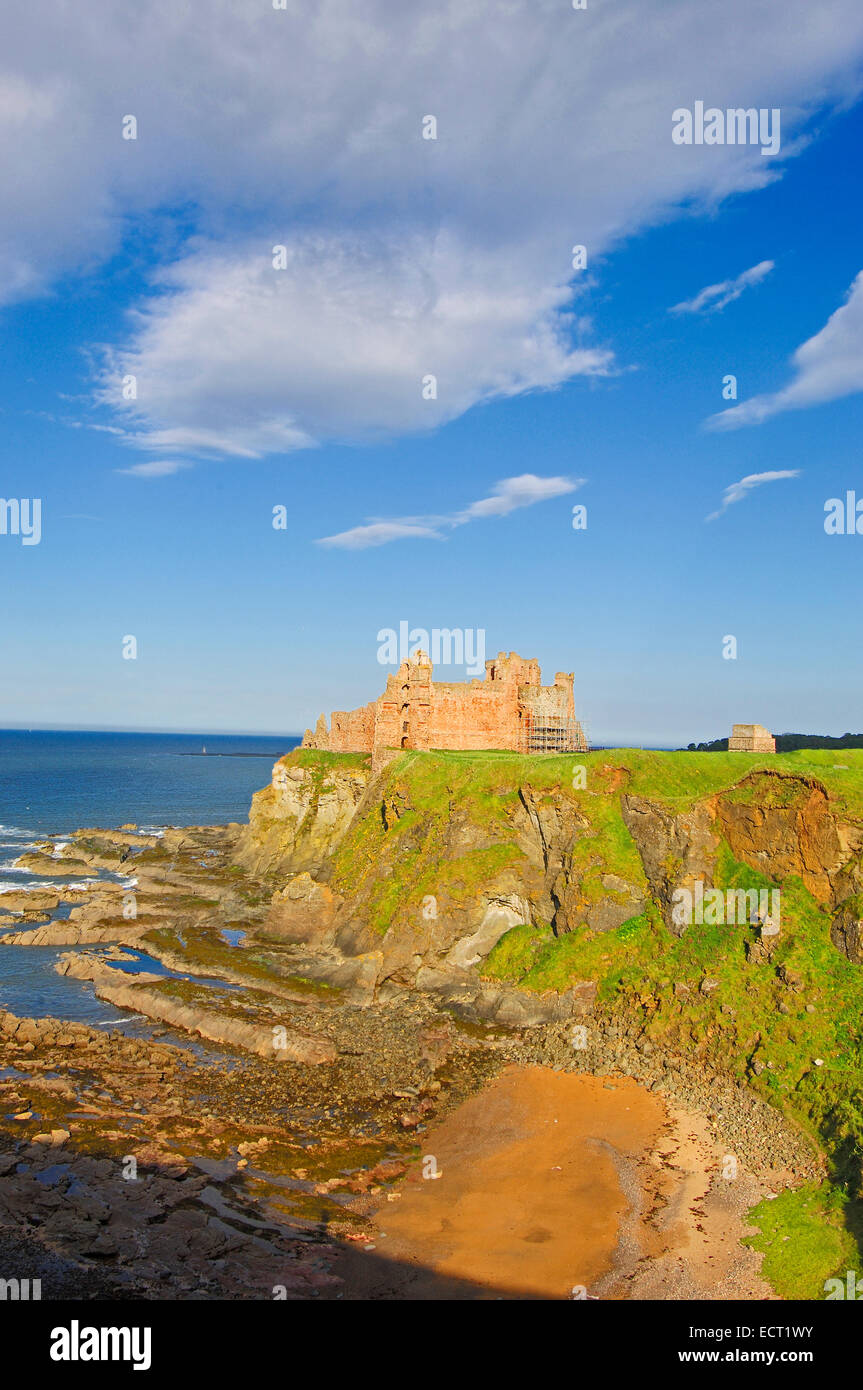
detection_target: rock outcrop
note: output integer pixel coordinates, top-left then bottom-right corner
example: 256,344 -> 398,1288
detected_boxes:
55,953 -> 337,1064
260,873 -> 344,945
622,770 -> 863,941
235,757 -> 371,876
516,786 -> 645,933
621,795 -> 720,935
830,896 -> 863,964
714,772 -> 857,903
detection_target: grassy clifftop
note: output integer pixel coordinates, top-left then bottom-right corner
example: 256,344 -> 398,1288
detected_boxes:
321,745 -> 863,931
383,744 -> 863,810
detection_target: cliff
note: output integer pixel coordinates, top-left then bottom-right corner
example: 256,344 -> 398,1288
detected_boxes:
235,746 -> 863,1174
240,748 -> 863,958
234,749 -> 373,877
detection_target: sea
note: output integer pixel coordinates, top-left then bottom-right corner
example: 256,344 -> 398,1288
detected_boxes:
0,730 -> 300,1027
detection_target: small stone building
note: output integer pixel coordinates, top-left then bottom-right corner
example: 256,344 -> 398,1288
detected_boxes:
728,723 -> 776,753
303,650 -> 588,761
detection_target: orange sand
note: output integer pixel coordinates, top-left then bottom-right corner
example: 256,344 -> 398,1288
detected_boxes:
368,1066 -> 664,1299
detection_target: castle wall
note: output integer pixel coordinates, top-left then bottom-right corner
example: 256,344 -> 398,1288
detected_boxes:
519,677 -> 573,721
426,680 -> 522,751
302,650 -> 584,756
328,701 -> 375,752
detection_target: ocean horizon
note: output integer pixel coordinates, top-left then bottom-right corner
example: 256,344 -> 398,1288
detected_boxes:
0,729 -> 302,841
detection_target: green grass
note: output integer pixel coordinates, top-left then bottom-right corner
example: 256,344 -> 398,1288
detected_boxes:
483,909 -> 658,999
714,838 -> 776,894
285,744 -> 863,816
481,921 -> 552,982
385,746 -> 863,813
744,1183 -> 860,1299
290,748 -> 371,771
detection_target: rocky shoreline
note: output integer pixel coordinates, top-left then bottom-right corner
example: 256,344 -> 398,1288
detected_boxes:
1,750 -> 851,1298
0,995 -> 818,1300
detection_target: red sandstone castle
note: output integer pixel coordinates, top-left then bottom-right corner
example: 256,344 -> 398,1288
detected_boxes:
302,650 -> 588,762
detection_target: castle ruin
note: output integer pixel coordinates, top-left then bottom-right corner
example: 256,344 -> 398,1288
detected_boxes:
728,723 -> 776,753
303,650 -> 588,764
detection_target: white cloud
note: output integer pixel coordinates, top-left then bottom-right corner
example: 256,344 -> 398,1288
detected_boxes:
318,474 -> 583,549
114,459 -> 191,478
97,237 -> 612,456
670,260 -> 774,314
707,271 -> 863,430
454,474 -> 578,522
317,521 -> 446,550
2,1 -> 863,458
706,469 -> 800,520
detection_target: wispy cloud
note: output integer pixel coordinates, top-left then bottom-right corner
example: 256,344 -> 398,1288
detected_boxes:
321,521 -> 445,550
670,260 -> 774,315
706,469 -> 800,521
318,474 -> 583,549
707,270 -> 863,430
453,475 -> 579,522
115,459 -> 192,478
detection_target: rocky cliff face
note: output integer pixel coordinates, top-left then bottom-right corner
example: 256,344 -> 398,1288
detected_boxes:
234,752 -> 648,1020
713,772 -> 858,903
513,786 -> 645,933
622,770 -> 863,946
830,896 -> 863,964
620,796 -> 717,937
234,755 -> 372,877
235,753 -> 863,1017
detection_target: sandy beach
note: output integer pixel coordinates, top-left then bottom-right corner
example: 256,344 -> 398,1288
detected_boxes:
330,1066 -> 777,1300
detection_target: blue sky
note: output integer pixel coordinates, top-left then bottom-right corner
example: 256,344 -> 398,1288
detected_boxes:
1,0 -> 862,744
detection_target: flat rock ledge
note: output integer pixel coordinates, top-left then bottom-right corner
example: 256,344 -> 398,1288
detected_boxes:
54,953 -> 336,1065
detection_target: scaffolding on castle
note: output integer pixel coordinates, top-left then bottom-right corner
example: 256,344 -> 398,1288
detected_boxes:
519,714 -> 588,754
